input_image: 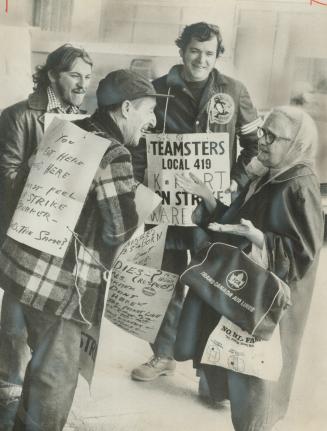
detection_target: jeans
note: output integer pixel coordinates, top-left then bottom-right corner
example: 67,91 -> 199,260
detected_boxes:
0,292 -> 30,431
151,249 -> 188,358
1,296 -> 82,431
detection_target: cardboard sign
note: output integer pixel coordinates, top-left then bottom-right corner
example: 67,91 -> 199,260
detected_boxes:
79,324 -> 101,386
44,113 -> 88,131
7,118 -> 109,257
201,316 -> 283,381
105,225 -> 178,342
146,133 -> 231,226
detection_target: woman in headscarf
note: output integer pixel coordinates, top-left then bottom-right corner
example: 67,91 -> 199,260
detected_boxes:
176,106 -> 324,431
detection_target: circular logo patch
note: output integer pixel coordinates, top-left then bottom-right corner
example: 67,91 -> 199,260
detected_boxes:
208,93 -> 235,125
226,270 -> 248,291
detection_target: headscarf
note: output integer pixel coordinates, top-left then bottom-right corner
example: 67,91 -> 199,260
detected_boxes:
246,105 -> 318,180
243,106 -> 318,203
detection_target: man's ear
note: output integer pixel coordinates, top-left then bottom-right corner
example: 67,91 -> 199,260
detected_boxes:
47,70 -> 57,84
121,100 -> 132,119
179,48 -> 184,59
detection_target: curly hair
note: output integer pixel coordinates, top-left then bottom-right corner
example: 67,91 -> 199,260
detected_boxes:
175,22 -> 225,58
33,44 -> 93,91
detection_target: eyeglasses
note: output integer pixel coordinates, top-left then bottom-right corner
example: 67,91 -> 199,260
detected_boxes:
257,127 -> 291,145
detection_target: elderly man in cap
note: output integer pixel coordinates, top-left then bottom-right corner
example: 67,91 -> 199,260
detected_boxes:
0,69 -> 164,431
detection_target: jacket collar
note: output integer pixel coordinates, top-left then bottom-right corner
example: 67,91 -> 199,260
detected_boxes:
165,65 -> 228,117
241,164 -> 315,207
88,109 -> 125,143
27,88 -> 49,111
27,87 -> 85,114
269,164 -> 315,183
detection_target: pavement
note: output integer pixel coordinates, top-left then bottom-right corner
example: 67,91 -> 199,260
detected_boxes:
65,246 -> 327,431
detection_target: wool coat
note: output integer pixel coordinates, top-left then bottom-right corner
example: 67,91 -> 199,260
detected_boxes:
175,164 -> 324,431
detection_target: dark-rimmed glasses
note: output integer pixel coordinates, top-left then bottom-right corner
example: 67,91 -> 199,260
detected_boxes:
257,127 -> 291,145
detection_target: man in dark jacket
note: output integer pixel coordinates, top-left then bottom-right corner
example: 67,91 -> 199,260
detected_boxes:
131,22 -> 260,383
0,69 -> 162,431
0,43 -> 92,430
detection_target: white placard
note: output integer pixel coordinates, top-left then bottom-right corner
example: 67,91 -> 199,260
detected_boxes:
146,133 -> 231,226
7,118 -> 109,257
105,224 -> 178,342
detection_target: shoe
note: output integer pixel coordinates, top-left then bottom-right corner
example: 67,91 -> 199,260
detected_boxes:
131,356 -> 176,381
199,394 -> 230,409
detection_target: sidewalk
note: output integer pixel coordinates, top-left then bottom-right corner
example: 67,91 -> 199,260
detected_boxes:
66,246 -> 327,431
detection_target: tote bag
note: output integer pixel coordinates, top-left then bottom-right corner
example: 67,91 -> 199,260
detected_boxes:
180,242 -> 291,340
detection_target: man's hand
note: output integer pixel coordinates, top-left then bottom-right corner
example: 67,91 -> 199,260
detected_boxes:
208,218 -> 264,248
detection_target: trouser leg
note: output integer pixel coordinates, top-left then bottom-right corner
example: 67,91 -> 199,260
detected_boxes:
203,365 -> 275,431
13,304 -> 81,431
0,292 -> 30,431
151,249 -> 188,358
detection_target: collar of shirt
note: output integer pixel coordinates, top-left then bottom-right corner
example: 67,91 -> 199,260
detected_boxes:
46,86 -> 80,114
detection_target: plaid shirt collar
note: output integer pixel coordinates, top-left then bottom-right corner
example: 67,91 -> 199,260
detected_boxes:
47,86 -> 80,114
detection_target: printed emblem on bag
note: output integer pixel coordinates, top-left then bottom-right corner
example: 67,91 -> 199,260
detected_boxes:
228,351 -> 245,372
142,286 -> 156,296
208,93 -> 235,125
226,270 -> 248,290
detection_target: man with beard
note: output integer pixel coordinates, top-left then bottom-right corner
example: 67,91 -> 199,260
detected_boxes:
0,43 -> 92,430
130,22 -> 260,393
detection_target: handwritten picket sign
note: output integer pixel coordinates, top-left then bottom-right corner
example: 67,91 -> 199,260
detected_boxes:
44,113 -> 88,131
105,224 -> 178,342
116,223 -> 167,269
146,133 -> 231,226
7,118 -> 109,257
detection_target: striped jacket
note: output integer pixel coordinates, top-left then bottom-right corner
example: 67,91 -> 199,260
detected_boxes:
0,112 -> 139,325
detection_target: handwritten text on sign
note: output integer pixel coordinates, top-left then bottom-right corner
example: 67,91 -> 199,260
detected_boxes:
106,224 -> 178,342
146,133 -> 230,226
106,261 -> 177,342
117,223 -> 167,269
7,118 -> 109,257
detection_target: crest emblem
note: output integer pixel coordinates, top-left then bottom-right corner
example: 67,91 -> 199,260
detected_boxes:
208,93 -> 235,125
226,270 -> 248,291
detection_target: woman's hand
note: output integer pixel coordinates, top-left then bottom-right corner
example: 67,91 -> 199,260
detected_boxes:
176,172 -> 217,212
208,218 -> 264,248
175,172 -> 207,198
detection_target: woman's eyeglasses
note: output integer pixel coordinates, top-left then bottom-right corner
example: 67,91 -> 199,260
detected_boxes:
257,127 -> 290,145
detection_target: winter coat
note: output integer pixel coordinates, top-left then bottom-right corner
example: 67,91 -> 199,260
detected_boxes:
175,164 -> 324,429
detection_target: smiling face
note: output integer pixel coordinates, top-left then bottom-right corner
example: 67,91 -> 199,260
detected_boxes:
122,96 -> 157,146
257,113 -> 294,169
49,57 -> 92,107
180,36 -> 218,82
